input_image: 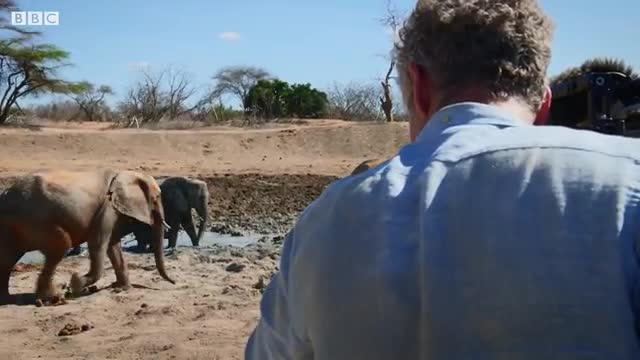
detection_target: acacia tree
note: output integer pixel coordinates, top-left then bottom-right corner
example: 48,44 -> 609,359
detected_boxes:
212,66 -> 271,111
0,1 -> 82,124
71,82 -> 113,121
0,41 -> 84,124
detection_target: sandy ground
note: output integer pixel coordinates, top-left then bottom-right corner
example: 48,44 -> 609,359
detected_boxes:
0,119 -> 409,359
3,240 -> 281,360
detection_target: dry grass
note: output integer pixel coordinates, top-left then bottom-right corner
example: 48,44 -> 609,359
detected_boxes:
108,119 -> 210,131
105,118 -> 320,131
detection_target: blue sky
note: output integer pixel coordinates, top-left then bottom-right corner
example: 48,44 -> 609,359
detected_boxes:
12,0 -> 640,107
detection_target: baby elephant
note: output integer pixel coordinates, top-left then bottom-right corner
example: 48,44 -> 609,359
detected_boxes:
0,169 -> 175,306
131,176 -> 209,251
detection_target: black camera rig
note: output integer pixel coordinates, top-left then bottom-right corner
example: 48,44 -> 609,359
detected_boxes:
548,62 -> 640,137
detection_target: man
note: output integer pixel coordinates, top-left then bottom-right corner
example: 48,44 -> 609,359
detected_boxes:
246,0 -> 640,358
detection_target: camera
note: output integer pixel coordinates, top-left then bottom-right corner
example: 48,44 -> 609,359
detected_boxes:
548,60 -> 640,137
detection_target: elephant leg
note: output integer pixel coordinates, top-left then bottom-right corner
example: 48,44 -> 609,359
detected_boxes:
181,214 -> 199,247
136,240 -> 148,252
70,206 -> 115,295
133,224 -> 151,252
107,242 -> 130,290
70,238 -> 108,294
35,225 -> 73,305
134,227 -> 149,252
166,227 -> 178,249
35,247 -> 67,304
0,251 -> 25,305
166,218 -> 180,249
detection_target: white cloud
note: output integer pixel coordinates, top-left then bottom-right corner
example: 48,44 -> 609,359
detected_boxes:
218,31 -> 241,41
127,61 -> 150,71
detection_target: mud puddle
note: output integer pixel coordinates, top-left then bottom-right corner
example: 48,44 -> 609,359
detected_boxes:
18,231 -> 268,264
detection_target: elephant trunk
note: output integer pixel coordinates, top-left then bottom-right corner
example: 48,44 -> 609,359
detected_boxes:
195,190 -> 208,244
151,211 -> 175,284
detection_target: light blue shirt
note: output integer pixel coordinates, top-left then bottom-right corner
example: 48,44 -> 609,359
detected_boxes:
245,102 -> 640,359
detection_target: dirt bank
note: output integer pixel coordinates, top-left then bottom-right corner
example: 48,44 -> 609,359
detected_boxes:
0,120 -> 408,177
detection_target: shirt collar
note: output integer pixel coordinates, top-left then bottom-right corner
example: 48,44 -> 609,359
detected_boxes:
414,102 -> 530,144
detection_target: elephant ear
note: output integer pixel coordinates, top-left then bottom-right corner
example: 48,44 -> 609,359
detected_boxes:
109,171 -> 158,225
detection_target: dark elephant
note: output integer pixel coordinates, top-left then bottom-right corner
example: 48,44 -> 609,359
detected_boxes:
130,176 -> 209,251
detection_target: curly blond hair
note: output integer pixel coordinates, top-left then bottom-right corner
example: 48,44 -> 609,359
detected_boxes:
395,0 -> 554,112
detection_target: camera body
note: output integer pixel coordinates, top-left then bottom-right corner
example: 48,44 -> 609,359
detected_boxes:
548,71 -> 640,137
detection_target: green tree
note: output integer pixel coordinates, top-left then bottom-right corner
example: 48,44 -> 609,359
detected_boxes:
244,79 -> 291,119
0,2 -> 84,124
286,83 -> 328,118
245,80 -> 328,119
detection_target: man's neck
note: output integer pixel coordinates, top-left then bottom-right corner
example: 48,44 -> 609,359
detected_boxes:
486,98 -> 537,124
436,96 -> 536,125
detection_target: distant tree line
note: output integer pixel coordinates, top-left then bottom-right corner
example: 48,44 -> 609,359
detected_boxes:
13,64 -> 409,126
0,1 -> 408,127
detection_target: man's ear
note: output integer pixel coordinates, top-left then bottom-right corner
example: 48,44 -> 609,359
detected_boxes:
408,63 -> 432,122
534,85 -> 552,125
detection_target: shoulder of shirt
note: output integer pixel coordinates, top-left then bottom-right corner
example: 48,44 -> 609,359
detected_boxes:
291,125 -> 640,235
431,124 -> 640,165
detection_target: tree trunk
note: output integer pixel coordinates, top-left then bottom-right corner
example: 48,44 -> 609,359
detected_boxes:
0,106 -> 10,125
380,60 -> 395,122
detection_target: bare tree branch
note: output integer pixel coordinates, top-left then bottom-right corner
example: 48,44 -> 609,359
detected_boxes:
118,66 -> 197,124
166,66 -> 198,118
326,81 -> 384,121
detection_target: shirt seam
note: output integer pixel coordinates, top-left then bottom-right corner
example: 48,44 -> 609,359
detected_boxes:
433,144 -> 640,165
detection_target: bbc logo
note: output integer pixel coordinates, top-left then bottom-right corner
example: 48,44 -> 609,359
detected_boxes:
11,11 -> 59,26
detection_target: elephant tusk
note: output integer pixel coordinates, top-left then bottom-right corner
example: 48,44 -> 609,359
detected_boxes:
162,220 -> 171,230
